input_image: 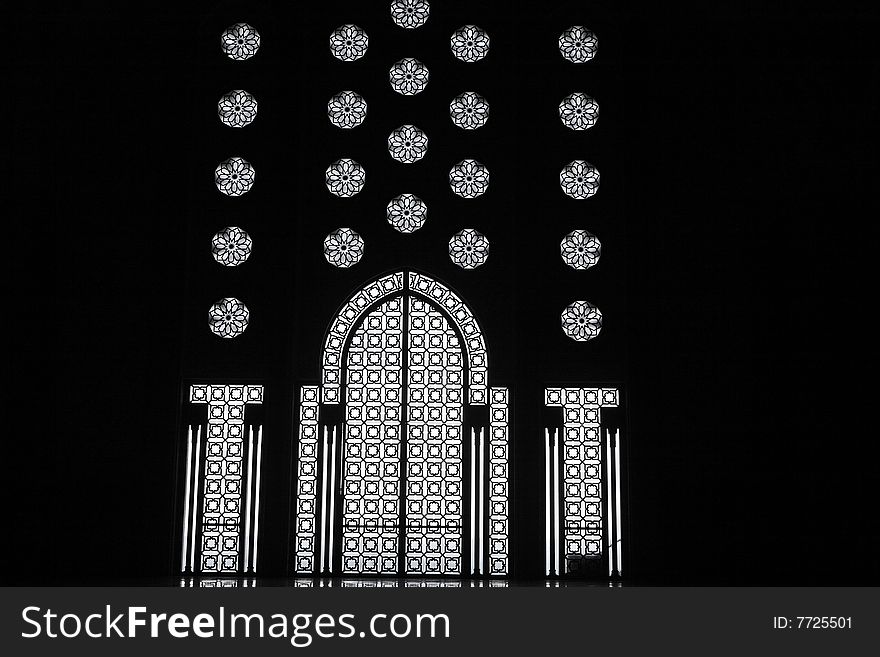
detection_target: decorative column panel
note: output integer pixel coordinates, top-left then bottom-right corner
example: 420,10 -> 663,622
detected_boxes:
186,384 -> 264,574
544,387 -> 618,575
488,387 -> 510,575
405,296 -> 464,575
294,385 -> 320,573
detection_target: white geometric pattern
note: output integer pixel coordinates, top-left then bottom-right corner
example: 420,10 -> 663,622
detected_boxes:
545,387 -> 618,572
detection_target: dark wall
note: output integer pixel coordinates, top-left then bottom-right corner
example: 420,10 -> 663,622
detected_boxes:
13,1 -> 877,584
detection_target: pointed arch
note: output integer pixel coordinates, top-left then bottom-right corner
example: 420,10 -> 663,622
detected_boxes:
321,271 -> 489,405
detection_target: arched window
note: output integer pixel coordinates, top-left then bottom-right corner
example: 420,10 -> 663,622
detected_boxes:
294,271 -> 508,576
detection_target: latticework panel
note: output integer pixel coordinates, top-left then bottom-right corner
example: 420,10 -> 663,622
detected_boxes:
323,272 -> 404,404
405,296 -> 464,574
489,387 -> 509,575
409,272 -> 487,405
294,386 -> 320,573
545,387 -> 618,571
342,297 -> 404,574
190,384 -> 263,573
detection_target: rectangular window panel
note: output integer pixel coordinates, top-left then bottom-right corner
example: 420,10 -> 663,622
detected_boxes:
184,384 -> 263,574
545,387 -> 618,575
294,385 -> 320,574
489,387 -> 509,575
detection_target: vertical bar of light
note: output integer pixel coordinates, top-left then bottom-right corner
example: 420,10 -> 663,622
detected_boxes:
319,426 -> 329,574
544,428 -> 551,576
606,428 -> 614,577
181,425 -> 193,572
470,427 -> 476,576
253,425 -> 264,572
189,425 -> 202,572
479,428 -> 486,576
244,426 -> 255,572
328,425 -> 338,574
614,428 -> 623,576
553,428 -> 561,576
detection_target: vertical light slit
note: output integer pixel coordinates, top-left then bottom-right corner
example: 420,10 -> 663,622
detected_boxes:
181,425 -> 193,572
189,425 -> 202,572
545,429 -> 551,576
253,425 -> 264,572
244,426 -> 255,572
479,428 -> 485,576
606,429 -> 614,577
614,428 -> 622,576
319,426 -> 329,574
470,427 -> 476,575
328,425 -> 338,573
553,428 -> 561,576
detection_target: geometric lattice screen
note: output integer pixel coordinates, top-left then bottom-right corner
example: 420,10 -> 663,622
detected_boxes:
544,387 -> 622,577
294,271 -> 508,577
180,384 -> 264,574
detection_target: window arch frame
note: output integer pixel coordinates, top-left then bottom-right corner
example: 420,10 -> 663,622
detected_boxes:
320,270 -> 489,406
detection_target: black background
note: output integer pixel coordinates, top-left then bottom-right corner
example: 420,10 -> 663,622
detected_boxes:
10,0 -> 878,584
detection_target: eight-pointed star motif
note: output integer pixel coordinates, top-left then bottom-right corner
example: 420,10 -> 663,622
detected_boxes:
388,125 -> 428,163
215,157 -> 255,196
211,227 -> 253,267
221,23 -> 261,61
391,0 -> 430,29
559,160 -> 600,199
450,25 -> 490,62
560,230 -> 601,270
449,92 -> 490,130
386,194 -> 427,233
558,26 -> 598,63
449,159 -> 490,198
330,24 -> 369,61
389,58 -> 429,95
325,158 -> 366,197
218,90 -> 258,128
449,228 -> 490,269
209,297 -> 250,338
558,92 -> 599,131
561,301 -> 603,341
323,228 -> 365,268
327,90 -> 368,129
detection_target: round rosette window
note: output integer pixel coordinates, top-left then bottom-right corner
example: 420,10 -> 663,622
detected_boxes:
209,297 -> 250,338
558,92 -> 598,131
450,92 -> 489,130
221,23 -> 260,60
325,159 -> 366,197
215,157 -> 255,197
324,228 -> 365,268
559,160 -> 599,199
389,58 -> 429,95
327,90 -> 367,129
388,125 -> 428,164
386,194 -> 427,233
561,301 -> 603,341
330,24 -> 369,61
218,90 -> 258,128
449,228 -> 489,269
451,25 -> 490,62
449,159 -> 489,198
211,227 -> 253,267
560,230 -> 601,270
391,0 -> 430,29
559,26 -> 598,63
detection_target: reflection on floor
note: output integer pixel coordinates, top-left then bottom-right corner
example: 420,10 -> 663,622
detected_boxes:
179,577 -> 623,588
